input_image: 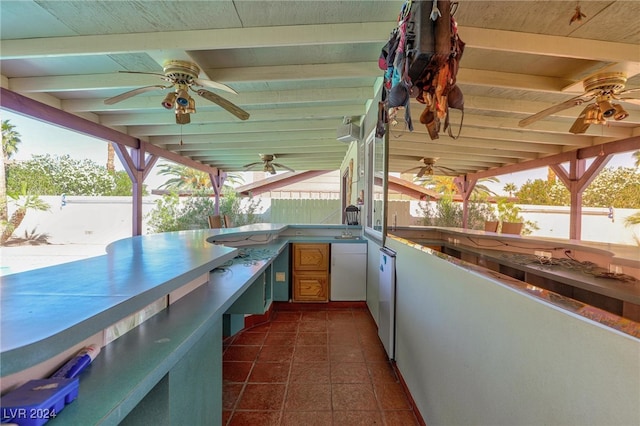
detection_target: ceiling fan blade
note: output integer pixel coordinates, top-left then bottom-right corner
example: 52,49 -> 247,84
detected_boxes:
518,92 -> 596,127
391,154 -> 425,162
118,70 -> 165,77
618,87 -> 640,96
437,165 -> 458,174
416,167 -> 428,178
618,97 -> 640,106
568,105 -> 593,134
401,166 -> 422,174
196,89 -> 250,120
436,169 -> 458,176
243,161 -> 261,169
615,87 -> 640,105
193,78 -> 238,95
273,162 -> 295,173
104,85 -> 171,105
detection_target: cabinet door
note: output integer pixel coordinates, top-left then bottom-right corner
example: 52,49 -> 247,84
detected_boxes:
293,272 -> 328,302
293,244 -> 329,271
331,243 -> 367,301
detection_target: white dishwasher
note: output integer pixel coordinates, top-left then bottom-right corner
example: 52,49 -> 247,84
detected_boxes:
330,243 -> 367,301
378,247 -> 396,360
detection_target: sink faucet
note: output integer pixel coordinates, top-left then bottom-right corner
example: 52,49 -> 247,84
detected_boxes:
342,221 -> 352,238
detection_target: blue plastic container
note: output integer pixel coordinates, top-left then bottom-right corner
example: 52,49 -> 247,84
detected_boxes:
1,378 -> 79,426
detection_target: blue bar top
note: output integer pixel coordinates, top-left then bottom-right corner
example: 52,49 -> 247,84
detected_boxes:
0,224 -> 362,377
0,230 -> 237,376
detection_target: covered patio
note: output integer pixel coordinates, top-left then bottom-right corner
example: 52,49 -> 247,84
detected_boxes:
1,0 -> 638,241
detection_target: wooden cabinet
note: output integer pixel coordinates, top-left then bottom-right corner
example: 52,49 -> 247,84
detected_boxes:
292,243 -> 329,302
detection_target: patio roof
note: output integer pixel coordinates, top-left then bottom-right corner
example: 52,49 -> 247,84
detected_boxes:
1,0 -> 638,177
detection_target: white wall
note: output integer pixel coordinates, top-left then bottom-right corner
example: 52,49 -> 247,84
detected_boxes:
11,196 -> 639,247
407,201 -> 640,245
386,237 -> 640,426
7,196 -> 160,245
520,205 -> 639,245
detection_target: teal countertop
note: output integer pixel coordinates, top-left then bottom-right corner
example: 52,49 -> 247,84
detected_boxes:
0,230 -> 238,376
403,226 -> 640,268
1,224 -> 364,377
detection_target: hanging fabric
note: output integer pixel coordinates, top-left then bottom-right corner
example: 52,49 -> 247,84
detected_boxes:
378,0 -> 465,140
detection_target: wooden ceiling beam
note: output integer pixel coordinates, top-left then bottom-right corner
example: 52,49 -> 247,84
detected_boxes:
460,26 -> 639,63
467,136 -> 640,180
0,22 -> 395,59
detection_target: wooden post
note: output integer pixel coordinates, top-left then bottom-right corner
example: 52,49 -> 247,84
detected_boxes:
550,152 -> 612,240
210,171 -> 227,215
114,142 -> 158,236
454,175 -> 476,229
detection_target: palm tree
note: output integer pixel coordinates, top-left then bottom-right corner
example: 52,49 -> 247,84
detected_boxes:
503,182 -> 518,197
106,143 -> 116,172
624,211 -> 640,246
0,183 -> 50,244
415,175 -> 499,198
625,211 -> 640,226
1,119 -> 22,223
157,163 -> 244,191
415,175 -> 458,195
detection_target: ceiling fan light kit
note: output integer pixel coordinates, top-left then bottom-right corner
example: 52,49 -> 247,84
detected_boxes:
613,104 -> 629,121
104,60 -> 249,124
243,154 -> 295,175
402,157 -> 457,177
161,92 -> 178,109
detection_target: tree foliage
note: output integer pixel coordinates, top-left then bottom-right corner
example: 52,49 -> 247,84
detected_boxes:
514,166 -> 640,208
582,167 -> 640,208
2,119 -> 21,160
2,119 -> 22,222
415,175 -> 498,198
146,188 -> 261,234
157,163 -> 243,191
1,183 -> 51,244
7,154 -> 138,196
416,196 -> 496,230
516,179 -> 570,206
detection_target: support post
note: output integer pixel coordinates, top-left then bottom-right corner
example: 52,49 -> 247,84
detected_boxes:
454,176 -> 476,229
113,141 -> 158,236
550,152 -> 612,240
210,171 -> 227,215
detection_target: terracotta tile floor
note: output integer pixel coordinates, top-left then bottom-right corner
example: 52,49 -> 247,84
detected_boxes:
223,306 -> 421,426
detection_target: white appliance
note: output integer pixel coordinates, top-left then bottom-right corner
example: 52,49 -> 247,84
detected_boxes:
330,243 -> 367,300
378,247 -> 396,360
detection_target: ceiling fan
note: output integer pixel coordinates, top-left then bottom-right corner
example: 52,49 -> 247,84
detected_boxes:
104,60 -> 250,124
243,154 -> 295,175
402,157 -> 457,177
518,72 -> 640,134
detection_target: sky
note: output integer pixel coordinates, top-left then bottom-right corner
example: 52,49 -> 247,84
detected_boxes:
2,109 -> 636,194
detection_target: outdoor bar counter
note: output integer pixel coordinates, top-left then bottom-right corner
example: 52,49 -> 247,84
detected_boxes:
1,224 -> 638,424
393,227 -> 640,323
0,223 -> 362,424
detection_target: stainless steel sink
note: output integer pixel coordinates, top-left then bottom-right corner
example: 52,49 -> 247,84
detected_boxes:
334,235 -> 360,240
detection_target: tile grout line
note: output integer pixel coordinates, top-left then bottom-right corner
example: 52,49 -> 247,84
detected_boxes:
225,307 -> 420,425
